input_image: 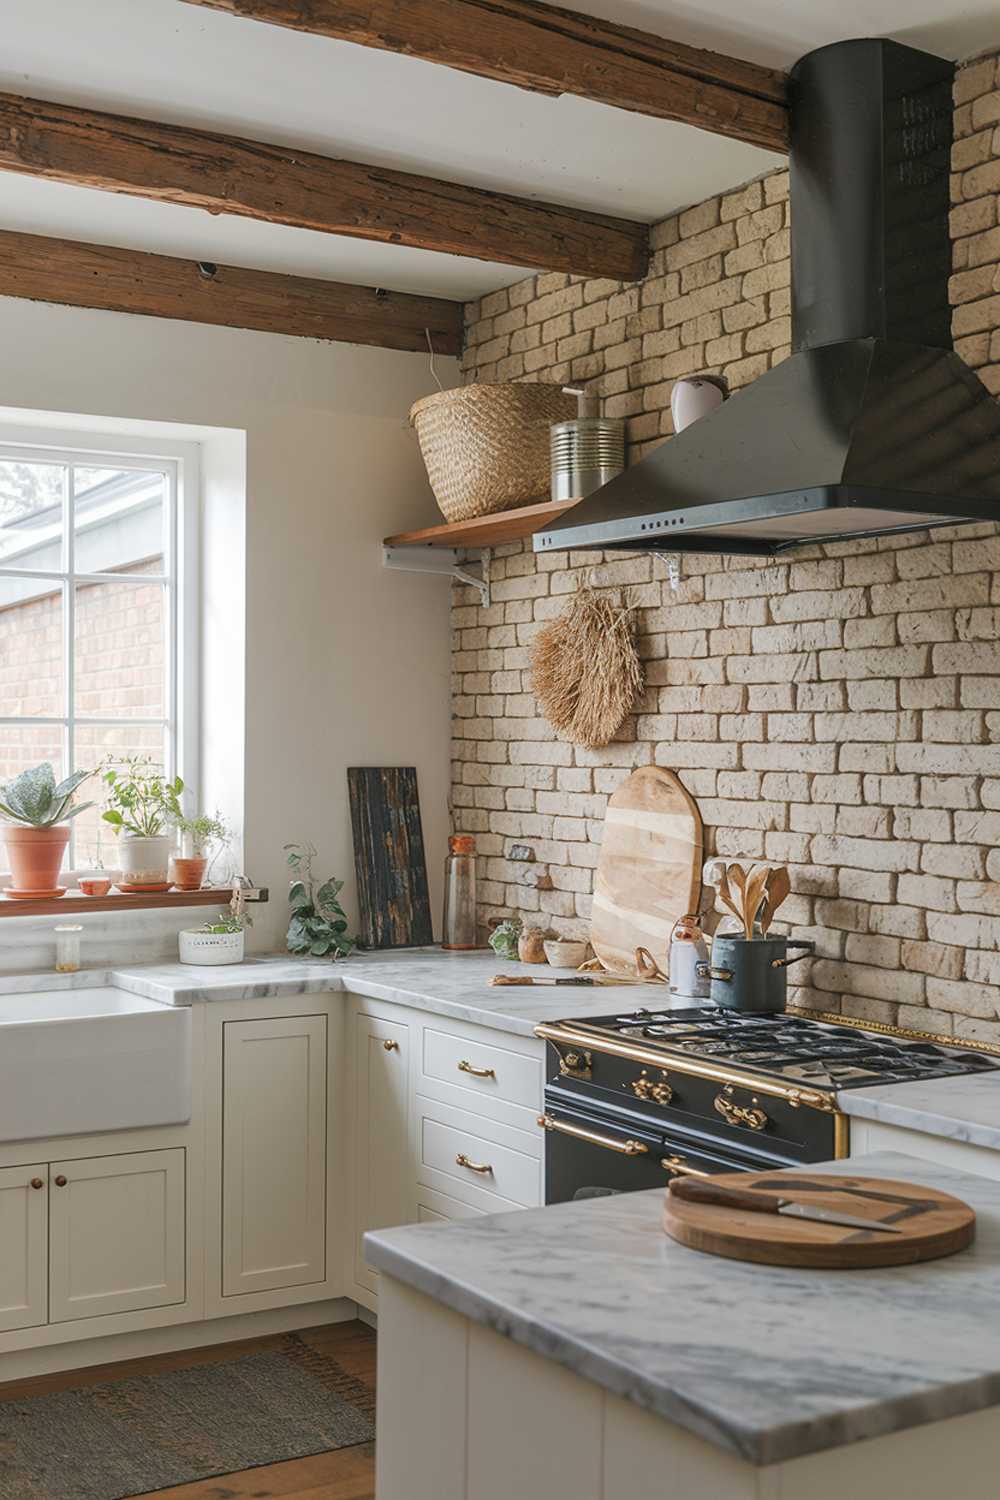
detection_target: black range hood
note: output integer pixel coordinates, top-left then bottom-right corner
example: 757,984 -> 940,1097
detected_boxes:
536,38 -> 1000,558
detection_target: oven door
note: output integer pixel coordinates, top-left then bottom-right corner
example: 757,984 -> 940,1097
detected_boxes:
540,1099 -> 756,1205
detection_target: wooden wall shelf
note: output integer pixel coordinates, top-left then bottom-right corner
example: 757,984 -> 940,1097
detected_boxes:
383,498 -> 578,550
0,887 -> 269,919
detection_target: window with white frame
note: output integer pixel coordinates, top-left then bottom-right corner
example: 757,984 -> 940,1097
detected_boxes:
0,438 -> 196,873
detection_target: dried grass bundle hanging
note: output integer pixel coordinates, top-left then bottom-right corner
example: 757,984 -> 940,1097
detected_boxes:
531,585 -> 643,749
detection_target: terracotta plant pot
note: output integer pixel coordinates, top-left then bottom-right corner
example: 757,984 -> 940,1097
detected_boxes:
77,875 -> 112,897
2,824 -> 71,897
171,855 -> 207,892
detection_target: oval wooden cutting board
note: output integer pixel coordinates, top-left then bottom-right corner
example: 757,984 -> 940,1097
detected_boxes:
590,766 -> 702,975
663,1170 -> 976,1269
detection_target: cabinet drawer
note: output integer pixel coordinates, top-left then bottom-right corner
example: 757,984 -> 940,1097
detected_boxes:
421,1026 -> 543,1124
416,1098 -> 541,1210
416,1187 -> 488,1225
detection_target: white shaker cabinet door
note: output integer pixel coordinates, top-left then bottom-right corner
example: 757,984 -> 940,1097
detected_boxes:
48,1149 -> 185,1322
353,1012 -> 411,1295
222,1015 -> 328,1297
0,1163 -> 48,1332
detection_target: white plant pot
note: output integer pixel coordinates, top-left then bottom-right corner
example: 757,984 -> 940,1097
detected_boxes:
119,833 -> 173,888
178,929 -> 245,966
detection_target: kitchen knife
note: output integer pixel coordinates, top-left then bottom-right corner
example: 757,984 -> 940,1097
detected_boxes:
668,1176 -> 903,1233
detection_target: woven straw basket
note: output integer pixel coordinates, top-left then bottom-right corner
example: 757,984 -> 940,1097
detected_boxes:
409,383 -> 576,523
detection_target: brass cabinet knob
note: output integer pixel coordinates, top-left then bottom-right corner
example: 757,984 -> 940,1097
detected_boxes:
30,1177 -> 44,1190
54,1174 -> 68,1187
383,1039 -> 400,1052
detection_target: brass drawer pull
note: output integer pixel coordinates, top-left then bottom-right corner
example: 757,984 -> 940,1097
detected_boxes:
383,1039 -> 400,1052
458,1059 -> 496,1079
537,1114 -> 648,1157
455,1152 -> 494,1175
714,1087 -> 768,1131
30,1177 -> 44,1190
661,1155 -> 711,1179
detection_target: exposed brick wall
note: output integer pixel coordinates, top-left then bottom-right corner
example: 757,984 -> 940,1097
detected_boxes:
452,50 -> 1000,1044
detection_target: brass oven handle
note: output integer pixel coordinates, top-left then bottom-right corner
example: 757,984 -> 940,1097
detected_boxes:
537,1114 -> 648,1157
456,1153 -> 494,1175
661,1155 -> 711,1179
458,1059 -> 496,1079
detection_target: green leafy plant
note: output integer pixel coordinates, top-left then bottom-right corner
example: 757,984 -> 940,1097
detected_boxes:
172,811 -> 229,856
195,883 -> 252,935
0,763 -> 94,827
102,757 -> 184,838
285,842 -> 358,959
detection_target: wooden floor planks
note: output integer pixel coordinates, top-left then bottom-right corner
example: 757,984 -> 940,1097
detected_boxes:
0,1319 -> 377,1500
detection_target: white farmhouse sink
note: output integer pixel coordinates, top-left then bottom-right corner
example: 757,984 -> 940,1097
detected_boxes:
0,986 -> 191,1142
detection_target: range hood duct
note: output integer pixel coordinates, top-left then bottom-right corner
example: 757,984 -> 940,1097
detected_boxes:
536,39 -> 1000,558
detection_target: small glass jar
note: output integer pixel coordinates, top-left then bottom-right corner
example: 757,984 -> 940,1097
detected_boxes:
441,834 -> 477,950
54,924 -> 83,973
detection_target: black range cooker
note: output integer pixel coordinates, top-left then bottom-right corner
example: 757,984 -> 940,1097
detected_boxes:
535,1006 -> 1000,1204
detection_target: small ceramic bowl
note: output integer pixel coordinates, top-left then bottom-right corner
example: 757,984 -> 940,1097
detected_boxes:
543,938 -> 590,969
77,875 -> 113,897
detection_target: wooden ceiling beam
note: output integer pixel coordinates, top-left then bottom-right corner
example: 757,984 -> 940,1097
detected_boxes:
0,229 -> 465,353
0,92 -> 647,281
177,0 -> 789,152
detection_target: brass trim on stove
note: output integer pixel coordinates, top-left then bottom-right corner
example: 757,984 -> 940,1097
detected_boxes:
661,1154 -> 711,1179
834,1111 -> 849,1160
788,1006 -> 1000,1058
535,1022 -> 840,1113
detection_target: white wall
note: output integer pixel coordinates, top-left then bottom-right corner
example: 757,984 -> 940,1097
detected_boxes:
0,296 -> 457,954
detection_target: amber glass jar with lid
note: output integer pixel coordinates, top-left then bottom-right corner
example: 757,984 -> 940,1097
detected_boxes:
442,834 -> 477,950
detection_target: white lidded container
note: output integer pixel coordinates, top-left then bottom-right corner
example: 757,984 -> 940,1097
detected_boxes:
178,929 -> 244,965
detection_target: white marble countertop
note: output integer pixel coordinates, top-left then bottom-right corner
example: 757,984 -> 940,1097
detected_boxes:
839,1072 -> 1000,1152
0,949 -> 631,1038
366,1150 -> 1000,1466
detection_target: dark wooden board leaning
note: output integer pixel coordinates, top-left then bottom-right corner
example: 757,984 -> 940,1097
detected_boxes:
348,767 -> 433,950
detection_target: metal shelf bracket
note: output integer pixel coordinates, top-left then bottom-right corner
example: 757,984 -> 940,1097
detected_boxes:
382,545 -> 490,607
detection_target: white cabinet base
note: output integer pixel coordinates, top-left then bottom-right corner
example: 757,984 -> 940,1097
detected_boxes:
376,1276 -> 1000,1500
0,1164 -> 47,1333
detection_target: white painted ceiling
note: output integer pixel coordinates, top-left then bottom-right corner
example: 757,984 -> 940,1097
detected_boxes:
0,0 -> 996,302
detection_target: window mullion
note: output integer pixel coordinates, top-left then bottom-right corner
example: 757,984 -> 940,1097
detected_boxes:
65,466 -> 76,869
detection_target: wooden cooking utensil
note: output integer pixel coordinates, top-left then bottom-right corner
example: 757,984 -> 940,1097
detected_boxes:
742,865 -> 770,939
716,865 -> 744,926
760,865 -> 791,934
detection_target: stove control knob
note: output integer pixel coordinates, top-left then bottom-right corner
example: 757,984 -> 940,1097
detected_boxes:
630,1071 -> 673,1106
714,1086 -> 768,1131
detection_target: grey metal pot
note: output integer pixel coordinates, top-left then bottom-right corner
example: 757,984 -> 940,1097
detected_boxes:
696,934 -> 815,1014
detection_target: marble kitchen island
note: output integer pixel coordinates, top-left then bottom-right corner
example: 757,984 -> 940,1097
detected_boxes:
366,1150 -> 1000,1499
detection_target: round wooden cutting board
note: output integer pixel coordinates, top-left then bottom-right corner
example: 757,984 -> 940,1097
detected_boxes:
663,1170 -> 976,1269
590,766 -> 702,975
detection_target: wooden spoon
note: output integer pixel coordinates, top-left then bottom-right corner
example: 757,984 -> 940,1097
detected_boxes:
742,864 -> 770,940
717,865 -> 744,925
761,865 -> 791,934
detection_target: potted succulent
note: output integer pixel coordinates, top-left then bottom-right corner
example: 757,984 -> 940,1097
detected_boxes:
0,763 -> 95,899
284,843 -> 358,959
179,884 -> 252,965
169,812 -> 229,892
101,757 -> 184,891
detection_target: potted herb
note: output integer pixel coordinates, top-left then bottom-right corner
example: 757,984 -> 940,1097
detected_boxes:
101,757 -> 184,891
0,763 -> 95,899
179,884 -> 253,965
285,843 -> 358,959
169,812 -> 229,892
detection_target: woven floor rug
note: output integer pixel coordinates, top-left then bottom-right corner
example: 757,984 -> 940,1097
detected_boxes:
0,1333 -> 375,1500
